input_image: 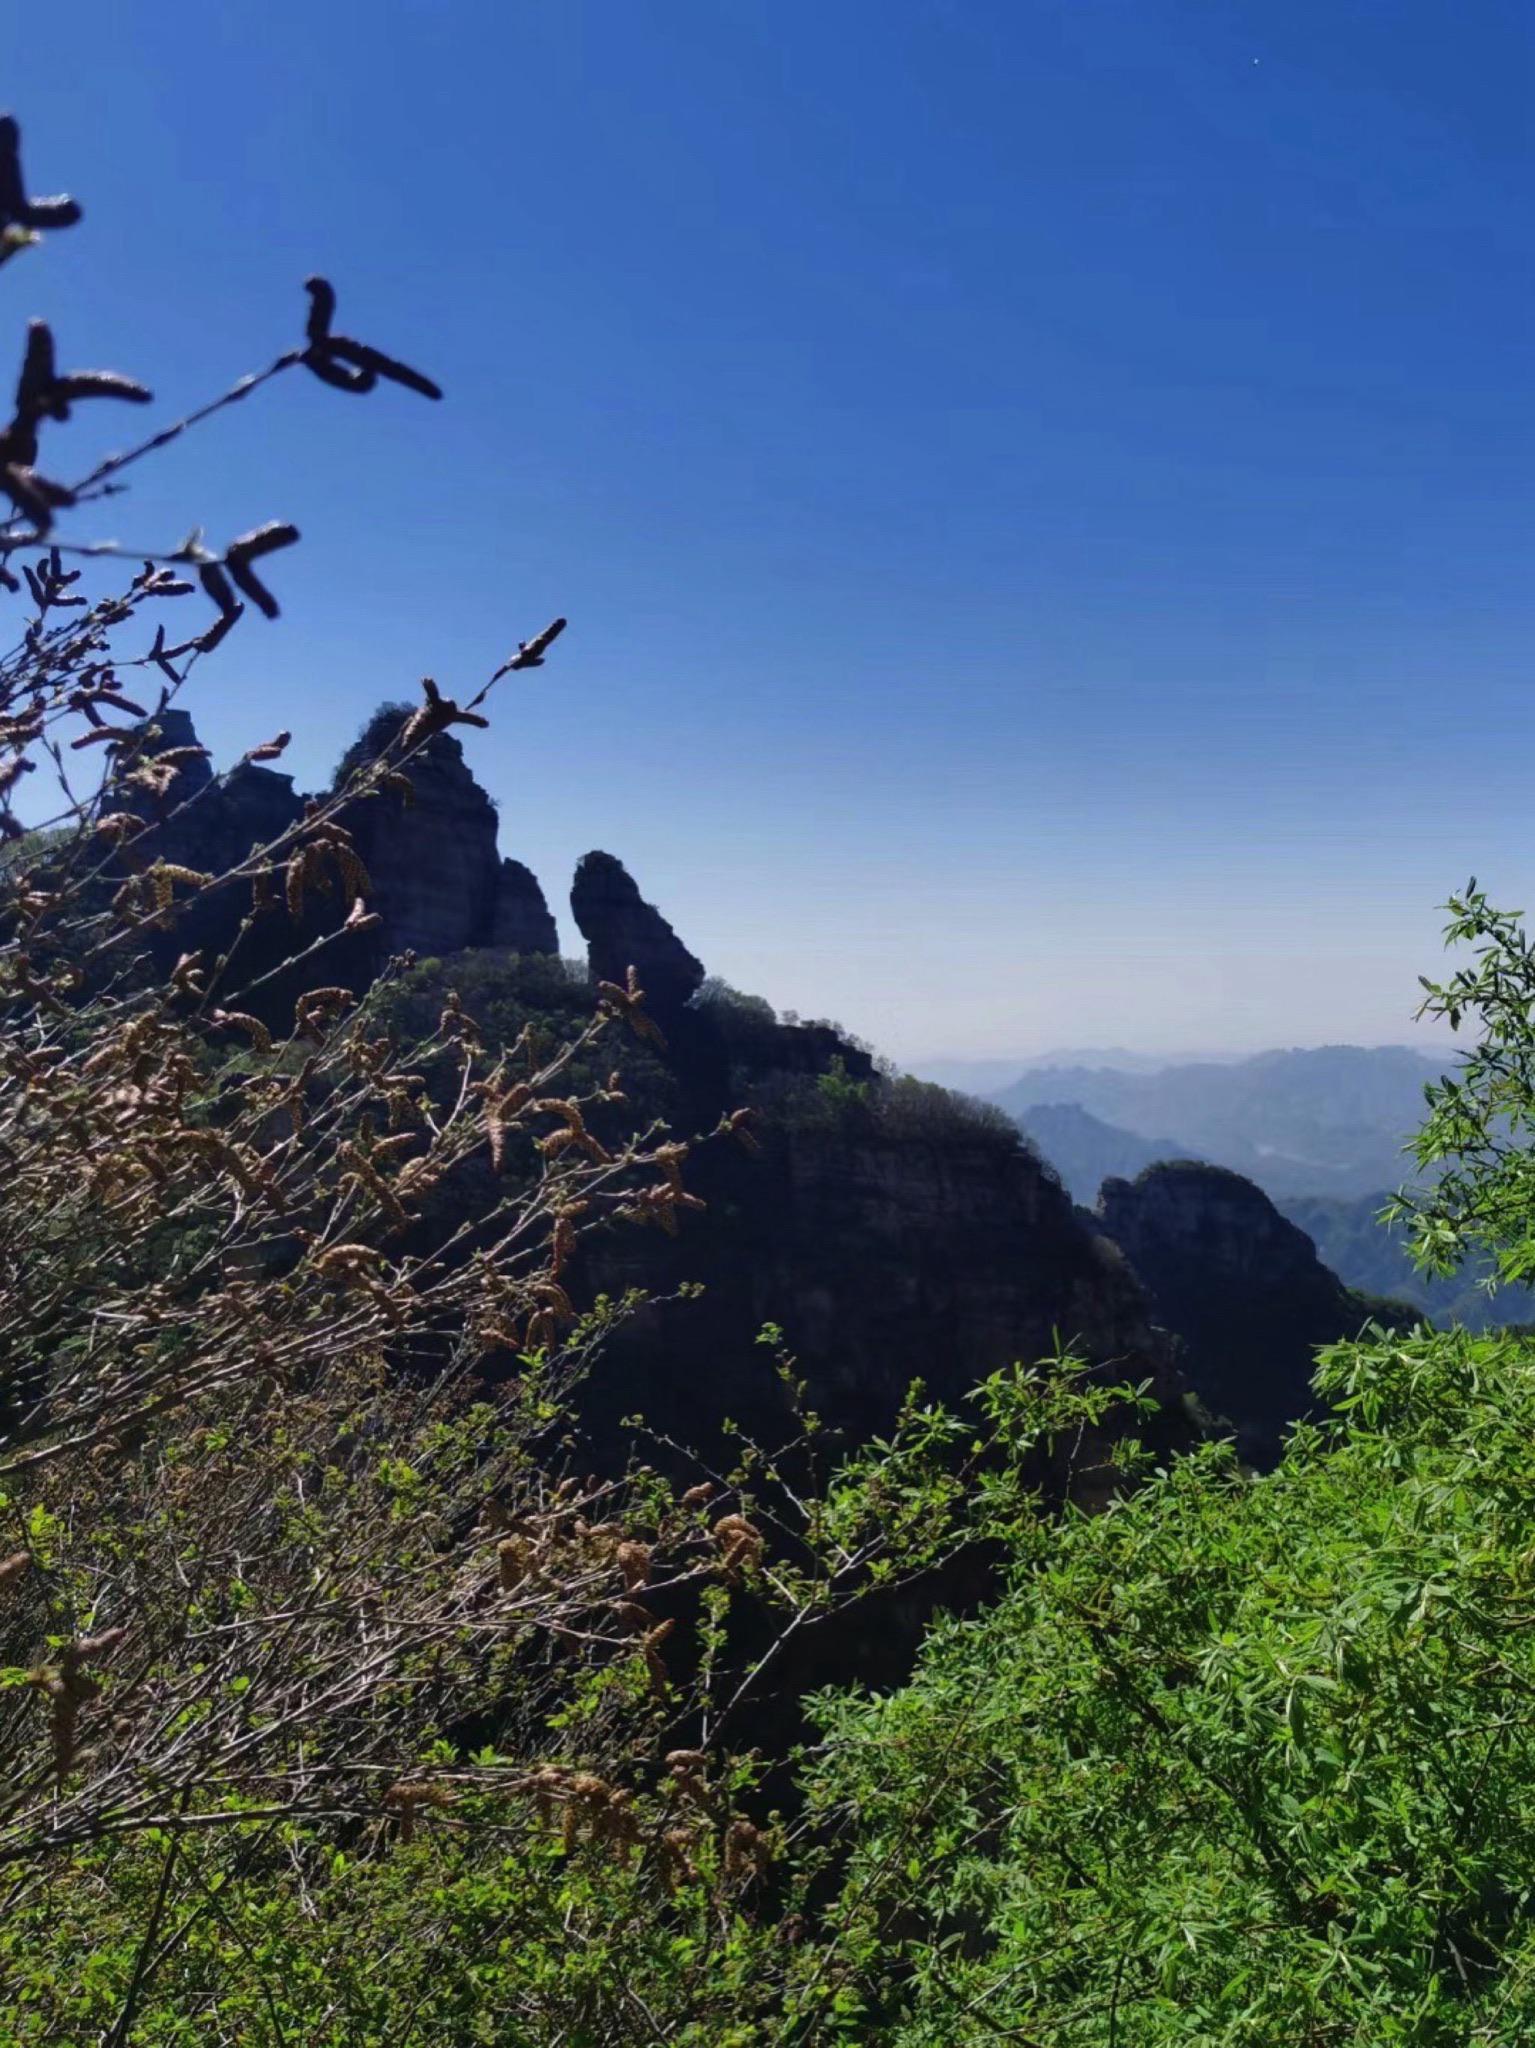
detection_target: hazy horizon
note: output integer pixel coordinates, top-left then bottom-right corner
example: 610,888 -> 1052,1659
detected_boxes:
905,1037 -> 1461,1086
12,1 -> 1532,1067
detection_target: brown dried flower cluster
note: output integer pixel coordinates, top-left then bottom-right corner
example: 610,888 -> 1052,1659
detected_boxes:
0,155 -> 751,1882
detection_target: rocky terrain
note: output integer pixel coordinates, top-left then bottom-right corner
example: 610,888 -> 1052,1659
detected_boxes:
113,702 -> 1411,1467
1095,1161 -> 1414,1465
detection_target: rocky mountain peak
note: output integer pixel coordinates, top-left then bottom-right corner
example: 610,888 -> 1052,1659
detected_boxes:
333,709 -> 556,961
1096,1160 -> 1412,1464
570,849 -> 705,1018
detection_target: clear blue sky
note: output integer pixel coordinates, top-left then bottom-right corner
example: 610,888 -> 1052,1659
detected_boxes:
10,1 -> 1533,1062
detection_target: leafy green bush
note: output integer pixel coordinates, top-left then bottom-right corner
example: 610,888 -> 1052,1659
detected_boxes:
803,1326 -> 1535,2042
1391,883 -> 1535,1298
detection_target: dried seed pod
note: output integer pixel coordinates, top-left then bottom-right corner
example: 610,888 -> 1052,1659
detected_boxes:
641,1617 -> 675,1693
197,561 -> 239,618
508,616 -> 567,669
224,522 -> 300,620
13,321 -> 54,423
0,119 -> 82,232
659,1826 -> 700,1893
93,689 -> 149,717
497,1534 -> 531,1590
616,1540 -> 651,1591
210,1009 -> 273,1054
304,275 -> 338,344
713,1513 -> 765,1580
195,603 -> 244,653
52,370 -> 151,406
609,1598 -> 656,1635
304,352 -> 375,394
327,836 -> 371,899
327,334 -> 442,401
224,562 -> 277,618
68,1627 -> 127,1663
300,277 -> 441,400
723,1817 -> 771,1884
2,463 -> 64,532
666,1748 -> 707,1779
384,1780 -> 456,1844
720,1106 -> 762,1154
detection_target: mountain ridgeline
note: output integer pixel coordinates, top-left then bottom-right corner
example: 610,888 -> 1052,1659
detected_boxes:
994,1049 -> 1534,1331
1093,1162 -> 1417,1465
995,1045 -> 1451,1197
117,704 -> 1423,1467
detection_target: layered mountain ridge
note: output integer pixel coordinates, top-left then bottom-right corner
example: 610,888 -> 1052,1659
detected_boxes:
994,1045 -> 1451,1198
999,1060 -> 1531,1332
113,702 -> 1408,1464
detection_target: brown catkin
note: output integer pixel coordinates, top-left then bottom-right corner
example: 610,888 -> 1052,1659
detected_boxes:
615,1540 -> 651,1590
724,1817 -> 770,1883
713,1513 -> 765,1579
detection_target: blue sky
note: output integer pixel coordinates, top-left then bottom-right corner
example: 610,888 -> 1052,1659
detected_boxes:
9,1 -> 1533,1061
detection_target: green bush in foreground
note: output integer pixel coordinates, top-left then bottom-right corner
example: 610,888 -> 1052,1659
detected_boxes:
805,1327 -> 1535,2044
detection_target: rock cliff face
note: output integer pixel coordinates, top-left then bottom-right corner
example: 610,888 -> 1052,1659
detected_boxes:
334,707 -> 558,966
120,709 -> 301,863
580,1055 -> 1181,1457
490,858 -> 560,955
1096,1161 -> 1412,1465
111,712 -> 305,981
115,704 -> 558,1001
570,850 -> 705,1021
111,700 -> 1369,1470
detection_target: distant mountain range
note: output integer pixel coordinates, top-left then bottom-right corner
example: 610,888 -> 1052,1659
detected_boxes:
915,1049 -> 1250,1094
995,1045 -> 1454,1200
996,1044 -> 1531,1333
1277,1192 -> 1535,1334
1015,1103 -> 1191,1200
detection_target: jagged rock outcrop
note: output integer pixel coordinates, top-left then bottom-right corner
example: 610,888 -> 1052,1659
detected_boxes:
106,710 -> 1183,1454
335,707 -> 557,963
490,858 -> 559,954
570,850 -> 704,1018
1096,1161 -> 1415,1465
487,938 -> 1185,1456
114,707 -> 1376,1478
123,707 -> 214,805
107,711 -> 304,982
112,703 -> 559,1008
118,708 -> 301,862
